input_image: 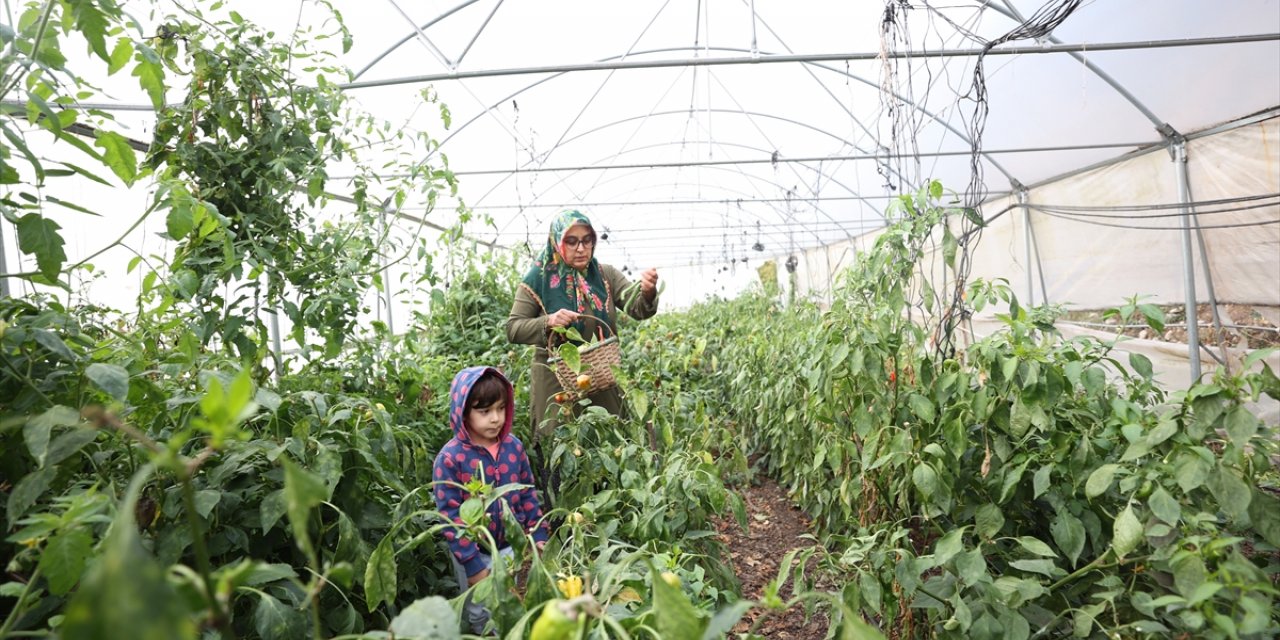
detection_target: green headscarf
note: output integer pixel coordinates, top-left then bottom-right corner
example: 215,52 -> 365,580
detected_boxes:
519,210 -> 615,339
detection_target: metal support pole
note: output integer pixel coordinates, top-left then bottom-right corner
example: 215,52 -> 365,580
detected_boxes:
379,211 -> 396,337
0,219 -> 10,297
269,310 -> 283,384
1019,190 -> 1033,306
1174,141 -> 1202,381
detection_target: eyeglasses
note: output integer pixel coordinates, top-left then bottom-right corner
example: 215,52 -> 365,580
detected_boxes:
563,235 -> 596,249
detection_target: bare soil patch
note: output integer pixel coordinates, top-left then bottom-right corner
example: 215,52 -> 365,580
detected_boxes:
716,474 -> 832,638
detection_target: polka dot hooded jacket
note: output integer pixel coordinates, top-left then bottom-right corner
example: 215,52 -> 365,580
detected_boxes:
432,366 -> 549,577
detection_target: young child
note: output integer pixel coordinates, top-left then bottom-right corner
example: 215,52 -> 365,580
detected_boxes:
433,366 -> 549,633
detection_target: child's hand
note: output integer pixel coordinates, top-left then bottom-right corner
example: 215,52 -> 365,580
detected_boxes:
547,309 -> 580,328
536,540 -> 547,551
467,567 -> 490,586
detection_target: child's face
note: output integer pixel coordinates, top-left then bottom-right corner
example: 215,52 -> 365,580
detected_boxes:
465,400 -> 506,446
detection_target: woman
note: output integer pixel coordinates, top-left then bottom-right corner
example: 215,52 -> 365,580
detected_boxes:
506,210 -> 659,450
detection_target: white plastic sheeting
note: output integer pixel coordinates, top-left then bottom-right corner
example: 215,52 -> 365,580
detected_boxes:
786,111 -> 1279,418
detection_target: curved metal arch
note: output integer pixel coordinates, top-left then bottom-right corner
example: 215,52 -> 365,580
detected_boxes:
422,44 -> 1013,182
473,108 -> 888,243
498,137 -> 888,222
491,178 -> 839,253
353,0 -> 486,80
475,108 -> 882,201
493,163 -> 866,250
986,0 -> 1168,133
484,142 -> 875,248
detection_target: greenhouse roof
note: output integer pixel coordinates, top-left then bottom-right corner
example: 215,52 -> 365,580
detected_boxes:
321,0 -> 1280,270
1,0 -> 1278,305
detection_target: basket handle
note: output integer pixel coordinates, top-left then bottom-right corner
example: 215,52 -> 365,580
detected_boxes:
547,312 -> 616,352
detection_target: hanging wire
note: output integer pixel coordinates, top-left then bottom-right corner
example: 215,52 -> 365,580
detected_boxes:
941,0 -> 1084,356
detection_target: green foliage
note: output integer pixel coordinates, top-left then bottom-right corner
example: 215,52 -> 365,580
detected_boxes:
633,181 -> 1280,638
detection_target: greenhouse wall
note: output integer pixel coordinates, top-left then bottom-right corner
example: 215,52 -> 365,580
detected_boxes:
786,110 -> 1280,421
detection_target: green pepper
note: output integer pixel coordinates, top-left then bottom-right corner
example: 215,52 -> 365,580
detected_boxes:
530,599 -> 576,640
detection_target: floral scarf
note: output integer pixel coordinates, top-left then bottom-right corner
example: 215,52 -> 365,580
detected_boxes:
520,210 -> 614,339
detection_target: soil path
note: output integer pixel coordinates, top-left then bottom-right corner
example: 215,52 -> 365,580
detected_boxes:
716,474 -> 831,638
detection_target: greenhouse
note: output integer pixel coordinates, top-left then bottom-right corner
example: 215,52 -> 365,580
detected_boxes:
1,0 -> 1278,638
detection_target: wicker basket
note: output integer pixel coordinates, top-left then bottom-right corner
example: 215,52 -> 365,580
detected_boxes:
548,336 -> 621,394
547,316 -> 621,393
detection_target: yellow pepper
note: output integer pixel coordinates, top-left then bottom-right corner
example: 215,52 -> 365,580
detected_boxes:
556,574 -> 583,598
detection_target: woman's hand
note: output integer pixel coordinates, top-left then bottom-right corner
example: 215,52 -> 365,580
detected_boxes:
547,309 -> 581,328
467,567 -> 489,586
640,268 -> 659,301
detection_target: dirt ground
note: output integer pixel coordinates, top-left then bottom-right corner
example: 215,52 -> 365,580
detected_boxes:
716,475 -> 832,638
1062,303 -> 1280,349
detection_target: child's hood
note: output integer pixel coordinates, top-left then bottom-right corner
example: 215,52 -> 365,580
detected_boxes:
448,366 -> 515,444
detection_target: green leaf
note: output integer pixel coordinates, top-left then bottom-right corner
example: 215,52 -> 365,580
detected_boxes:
652,566 -> 708,640
1247,489 -> 1280,548
955,548 -> 987,585
282,458 -> 327,554
7,466 -> 55,524
1009,559 -> 1058,577
72,1 -> 110,61
33,329 -> 75,360
25,405 -> 80,465
1082,366 -> 1107,396
1239,594 -> 1271,635
460,497 -> 485,526
838,612 -> 888,640
975,503 -> 1004,540
933,527 -> 966,565
166,206 -> 194,240
1147,419 -> 1177,447
86,362 -> 130,401
1172,554 -> 1206,598
1189,582 -> 1223,607
45,428 -> 98,467
1032,466 -> 1052,499
1222,405 -> 1258,445
364,536 -> 397,612
93,131 -> 137,185
388,596 -> 460,639
942,225 -> 958,270
703,601 -> 753,640
39,527 -> 93,595
908,394 -> 935,423
558,342 -> 581,374
259,489 -> 287,533
1128,353 -> 1153,379
1050,511 -> 1086,567
912,463 -> 939,500
1147,487 -> 1181,525
131,45 -> 166,109
1085,464 -> 1120,498
192,490 -> 221,519
1009,397 -> 1032,438
107,38 -> 133,75
1111,504 -> 1143,558
999,610 -> 1031,640
964,207 -> 985,227
243,563 -> 297,586
1016,537 -> 1057,557
1174,451 -> 1211,492
252,591 -> 307,640
1136,303 -> 1166,332
61,466 -> 196,640
16,213 -> 66,280
1206,464 -> 1252,524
